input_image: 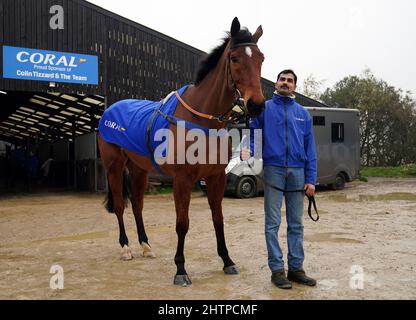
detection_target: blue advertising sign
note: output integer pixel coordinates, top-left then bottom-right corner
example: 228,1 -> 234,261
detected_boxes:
2,46 -> 99,85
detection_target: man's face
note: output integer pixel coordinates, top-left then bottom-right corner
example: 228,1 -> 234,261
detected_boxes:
275,73 -> 296,96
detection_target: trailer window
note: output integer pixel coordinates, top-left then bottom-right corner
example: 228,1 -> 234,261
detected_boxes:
313,116 -> 325,126
331,123 -> 344,143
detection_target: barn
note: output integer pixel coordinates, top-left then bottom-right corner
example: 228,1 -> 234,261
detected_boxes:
0,0 -> 325,193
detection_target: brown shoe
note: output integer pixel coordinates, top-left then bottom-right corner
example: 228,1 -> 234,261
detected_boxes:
271,269 -> 292,289
287,269 -> 317,286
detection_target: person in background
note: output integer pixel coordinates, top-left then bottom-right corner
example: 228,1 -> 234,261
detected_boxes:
40,157 -> 54,185
25,150 -> 39,192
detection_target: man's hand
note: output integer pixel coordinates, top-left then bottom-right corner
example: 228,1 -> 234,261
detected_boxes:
304,184 -> 315,197
240,148 -> 251,161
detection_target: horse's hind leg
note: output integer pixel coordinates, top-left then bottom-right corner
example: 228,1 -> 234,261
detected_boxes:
126,161 -> 155,258
172,175 -> 193,286
98,137 -> 132,261
109,167 -> 133,260
205,172 -> 239,275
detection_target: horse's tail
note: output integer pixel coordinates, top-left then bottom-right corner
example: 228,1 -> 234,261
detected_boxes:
104,170 -> 132,214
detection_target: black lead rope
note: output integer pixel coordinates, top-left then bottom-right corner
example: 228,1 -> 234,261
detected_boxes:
246,161 -> 319,222
308,194 -> 319,222
264,182 -> 320,222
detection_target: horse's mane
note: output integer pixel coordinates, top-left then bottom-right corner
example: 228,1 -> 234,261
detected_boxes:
194,28 -> 253,85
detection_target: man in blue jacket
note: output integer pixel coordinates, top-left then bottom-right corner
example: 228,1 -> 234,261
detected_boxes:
243,69 -> 317,289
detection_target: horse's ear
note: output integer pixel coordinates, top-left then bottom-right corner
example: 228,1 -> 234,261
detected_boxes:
230,17 -> 240,37
252,25 -> 263,43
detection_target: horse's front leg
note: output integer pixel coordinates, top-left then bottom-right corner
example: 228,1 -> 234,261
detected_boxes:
172,175 -> 193,286
205,172 -> 239,275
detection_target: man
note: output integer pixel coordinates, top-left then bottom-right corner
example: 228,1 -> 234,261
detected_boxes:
242,69 -> 317,289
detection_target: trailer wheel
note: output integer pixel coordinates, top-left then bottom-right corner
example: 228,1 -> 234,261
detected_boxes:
330,173 -> 346,190
235,176 -> 257,198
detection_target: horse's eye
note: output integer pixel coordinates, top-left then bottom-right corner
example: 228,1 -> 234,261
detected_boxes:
230,56 -> 238,63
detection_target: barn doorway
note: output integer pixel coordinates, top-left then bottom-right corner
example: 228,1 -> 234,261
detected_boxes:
0,90 -> 106,194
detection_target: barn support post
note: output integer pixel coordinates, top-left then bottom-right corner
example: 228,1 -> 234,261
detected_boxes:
71,117 -> 77,190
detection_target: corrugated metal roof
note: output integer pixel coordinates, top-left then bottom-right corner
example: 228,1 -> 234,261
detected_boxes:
0,90 -> 104,144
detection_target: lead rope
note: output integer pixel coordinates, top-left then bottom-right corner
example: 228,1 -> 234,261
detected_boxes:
244,157 -> 319,222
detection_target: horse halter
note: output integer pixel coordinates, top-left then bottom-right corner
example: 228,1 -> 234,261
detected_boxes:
174,41 -> 259,125
223,42 -> 259,123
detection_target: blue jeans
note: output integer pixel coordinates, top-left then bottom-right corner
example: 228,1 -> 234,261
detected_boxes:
263,166 -> 305,272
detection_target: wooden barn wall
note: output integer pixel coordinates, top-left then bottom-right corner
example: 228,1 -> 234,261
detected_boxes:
0,0 -> 275,104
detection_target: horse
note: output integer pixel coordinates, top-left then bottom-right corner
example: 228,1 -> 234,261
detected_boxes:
97,17 -> 265,286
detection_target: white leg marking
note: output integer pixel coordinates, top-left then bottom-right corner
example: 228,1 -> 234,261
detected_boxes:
141,242 -> 156,258
120,244 -> 133,260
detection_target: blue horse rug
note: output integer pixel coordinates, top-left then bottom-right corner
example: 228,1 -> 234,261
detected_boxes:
98,86 -> 217,170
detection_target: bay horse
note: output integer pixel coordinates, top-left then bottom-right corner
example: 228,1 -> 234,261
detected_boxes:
97,17 -> 265,286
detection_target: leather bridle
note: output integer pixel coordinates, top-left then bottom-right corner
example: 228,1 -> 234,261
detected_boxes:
174,41 -> 259,124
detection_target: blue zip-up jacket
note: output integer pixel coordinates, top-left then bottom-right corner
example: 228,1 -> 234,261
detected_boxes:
249,93 -> 317,185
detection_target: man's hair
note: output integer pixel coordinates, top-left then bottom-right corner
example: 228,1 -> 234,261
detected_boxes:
277,69 -> 297,84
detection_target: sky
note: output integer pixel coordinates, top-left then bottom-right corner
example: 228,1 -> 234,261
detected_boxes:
87,0 -> 416,96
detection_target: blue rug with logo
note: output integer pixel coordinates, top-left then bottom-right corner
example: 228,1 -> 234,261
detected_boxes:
98,86 -> 189,157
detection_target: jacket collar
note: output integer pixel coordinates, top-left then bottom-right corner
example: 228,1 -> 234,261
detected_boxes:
273,91 -> 296,104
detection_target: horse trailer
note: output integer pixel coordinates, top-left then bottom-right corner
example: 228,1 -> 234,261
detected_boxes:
213,106 -> 361,198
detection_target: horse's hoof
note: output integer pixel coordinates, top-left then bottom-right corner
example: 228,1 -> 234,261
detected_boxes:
120,245 -> 133,261
223,265 -> 240,275
174,275 -> 192,286
141,242 -> 156,258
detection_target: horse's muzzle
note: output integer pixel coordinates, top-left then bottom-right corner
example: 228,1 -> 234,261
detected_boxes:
247,98 -> 265,117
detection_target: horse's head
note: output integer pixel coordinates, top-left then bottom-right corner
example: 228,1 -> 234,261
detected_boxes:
227,17 -> 265,117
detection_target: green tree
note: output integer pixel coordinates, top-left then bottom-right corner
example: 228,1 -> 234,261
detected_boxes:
300,74 -> 326,102
321,70 -> 416,166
